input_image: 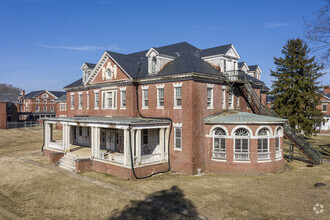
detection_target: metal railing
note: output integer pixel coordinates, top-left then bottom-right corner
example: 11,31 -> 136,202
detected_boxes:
225,71 -> 322,164
6,121 -> 39,129
234,152 -> 250,161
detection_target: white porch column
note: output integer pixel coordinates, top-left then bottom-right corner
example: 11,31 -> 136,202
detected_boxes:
136,129 -> 141,164
165,127 -> 169,160
44,121 -> 49,148
62,124 -> 71,152
123,128 -> 131,166
91,127 -> 100,158
159,128 -> 165,161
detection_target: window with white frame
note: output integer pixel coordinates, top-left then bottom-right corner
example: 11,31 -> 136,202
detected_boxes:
173,84 -> 182,108
50,106 -> 54,112
142,88 -> 148,108
228,90 -> 234,109
213,128 -> 226,160
322,103 -> 327,112
236,91 -> 240,109
36,99 -> 39,103
70,93 -> 74,109
275,127 -> 282,159
257,128 -> 270,160
36,106 -> 40,112
43,99 -> 47,103
102,90 -> 117,109
86,92 -> 89,109
157,86 -> 164,108
51,99 -> 54,104
94,91 -> 99,109
174,126 -> 182,150
43,106 -> 47,112
207,86 -> 213,109
120,89 -> 126,109
222,88 -> 226,109
151,57 -> 157,73
78,93 -> 82,109
234,128 -> 250,161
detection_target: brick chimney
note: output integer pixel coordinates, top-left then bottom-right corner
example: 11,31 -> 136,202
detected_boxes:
22,90 -> 25,98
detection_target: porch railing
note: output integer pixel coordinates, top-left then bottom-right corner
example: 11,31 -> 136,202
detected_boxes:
48,140 -> 63,150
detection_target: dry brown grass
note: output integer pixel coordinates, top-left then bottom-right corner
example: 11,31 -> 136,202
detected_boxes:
0,126 -> 329,219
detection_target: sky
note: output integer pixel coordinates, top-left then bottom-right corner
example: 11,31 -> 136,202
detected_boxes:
0,0 -> 329,93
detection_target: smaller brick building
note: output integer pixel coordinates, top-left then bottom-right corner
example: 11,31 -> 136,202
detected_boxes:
0,94 -> 20,129
19,90 -> 66,121
316,86 -> 330,132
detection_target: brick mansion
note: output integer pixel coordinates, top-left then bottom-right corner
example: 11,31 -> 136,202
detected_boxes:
42,42 -> 321,179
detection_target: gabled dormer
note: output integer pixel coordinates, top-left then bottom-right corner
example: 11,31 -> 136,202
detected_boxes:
238,62 -> 249,73
248,65 -> 262,80
146,47 -> 175,74
81,63 -> 96,83
201,44 -> 240,73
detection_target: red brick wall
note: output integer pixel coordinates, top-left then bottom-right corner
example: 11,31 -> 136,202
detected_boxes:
0,103 -> 7,129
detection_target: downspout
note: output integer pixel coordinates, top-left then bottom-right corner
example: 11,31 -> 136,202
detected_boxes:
128,61 -> 172,179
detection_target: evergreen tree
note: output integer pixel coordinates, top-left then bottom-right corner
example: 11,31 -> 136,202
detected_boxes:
270,38 -> 324,135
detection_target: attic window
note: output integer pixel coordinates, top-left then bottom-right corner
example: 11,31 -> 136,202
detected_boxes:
151,57 -> 157,73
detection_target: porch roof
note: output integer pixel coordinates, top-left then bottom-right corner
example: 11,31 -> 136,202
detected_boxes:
45,116 -> 170,125
204,111 -> 287,124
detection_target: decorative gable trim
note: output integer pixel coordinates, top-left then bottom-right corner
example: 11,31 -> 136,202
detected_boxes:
225,45 -> 240,59
85,51 -> 132,85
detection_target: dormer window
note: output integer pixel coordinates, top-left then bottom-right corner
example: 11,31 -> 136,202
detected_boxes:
151,57 -> 157,73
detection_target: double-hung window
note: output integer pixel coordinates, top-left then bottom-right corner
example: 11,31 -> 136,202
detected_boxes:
86,92 -> 89,109
78,93 -> 82,109
173,83 -> 182,109
222,88 -> 226,109
36,106 -> 40,112
275,127 -> 282,159
94,91 -> 99,109
102,90 -> 117,109
120,89 -> 126,109
174,125 -> 182,150
157,85 -> 165,109
142,88 -> 148,109
43,106 -> 47,112
70,93 -> 74,109
50,106 -> 54,112
228,90 -> 234,109
213,128 -> 226,160
322,103 -> 327,112
207,84 -> 213,109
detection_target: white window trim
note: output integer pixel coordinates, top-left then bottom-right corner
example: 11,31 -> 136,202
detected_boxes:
173,123 -> 182,151
101,90 -> 117,110
70,92 -> 74,110
228,90 -> 234,109
222,88 -> 226,109
207,84 -> 214,109
142,86 -> 149,109
94,91 -> 99,109
322,103 -> 327,112
233,127 -> 251,163
173,83 -> 182,109
86,91 -> 89,109
212,127 -> 227,161
257,128 -> 271,161
43,106 -> 47,112
157,84 -> 165,109
78,92 -> 83,109
120,87 -> 126,109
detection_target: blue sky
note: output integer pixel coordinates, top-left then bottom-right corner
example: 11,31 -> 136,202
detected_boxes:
0,0 -> 328,93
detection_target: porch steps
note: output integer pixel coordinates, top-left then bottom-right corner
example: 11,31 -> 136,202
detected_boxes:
55,153 -> 77,171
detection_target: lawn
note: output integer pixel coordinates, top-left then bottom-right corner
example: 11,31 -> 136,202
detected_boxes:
0,125 -> 329,219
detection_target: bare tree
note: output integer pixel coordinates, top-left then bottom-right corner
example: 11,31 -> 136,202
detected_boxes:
304,1 -> 330,66
0,83 -> 22,95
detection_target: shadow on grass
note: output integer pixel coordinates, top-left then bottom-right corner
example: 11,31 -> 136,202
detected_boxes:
109,185 -> 203,220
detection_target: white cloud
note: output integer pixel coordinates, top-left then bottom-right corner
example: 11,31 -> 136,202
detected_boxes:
35,43 -> 126,51
264,23 -> 291,29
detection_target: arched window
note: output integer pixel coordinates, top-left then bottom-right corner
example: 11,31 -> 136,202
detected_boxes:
213,128 -> 226,160
257,128 -> 270,161
234,128 -> 250,161
151,57 -> 157,73
275,127 -> 283,159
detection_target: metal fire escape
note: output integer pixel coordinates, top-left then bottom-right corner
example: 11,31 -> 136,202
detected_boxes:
224,70 -> 322,164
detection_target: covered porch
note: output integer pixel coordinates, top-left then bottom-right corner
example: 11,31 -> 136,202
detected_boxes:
43,116 -> 170,168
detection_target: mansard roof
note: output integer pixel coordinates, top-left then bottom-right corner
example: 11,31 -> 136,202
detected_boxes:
64,78 -> 83,89
25,90 -> 66,99
238,62 -> 246,69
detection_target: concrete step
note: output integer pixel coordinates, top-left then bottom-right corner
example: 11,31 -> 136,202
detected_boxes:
56,154 -> 77,171
57,163 -> 75,171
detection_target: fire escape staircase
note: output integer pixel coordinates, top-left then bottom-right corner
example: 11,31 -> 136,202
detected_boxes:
224,71 -> 322,164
